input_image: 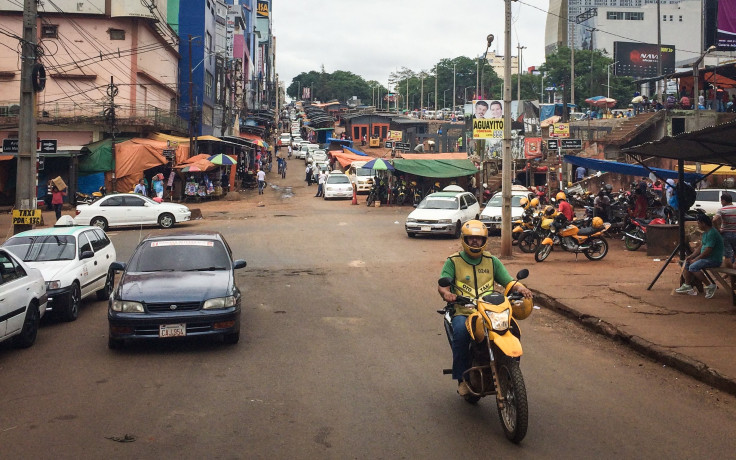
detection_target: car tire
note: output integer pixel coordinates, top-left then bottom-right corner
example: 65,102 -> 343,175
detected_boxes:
223,330 -> 240,345
13,301 -> 39,348
407,232 -> 416,238
62,282 -> 81,322
96,269 -> 114,301
158,213 -> 175,229
91,216 -> 108,231
453,221 -> 462,238
108,336 -> 124,350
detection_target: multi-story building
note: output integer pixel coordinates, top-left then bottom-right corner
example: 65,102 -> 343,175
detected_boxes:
485,51 -> 519,79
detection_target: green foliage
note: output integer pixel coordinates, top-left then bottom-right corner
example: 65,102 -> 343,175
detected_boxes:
287,47 -> 637,110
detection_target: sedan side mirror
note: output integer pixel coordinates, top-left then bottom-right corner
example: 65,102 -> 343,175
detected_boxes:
80,250 -> 94,260
110,261 -> 126,272
233,259 -> 247,270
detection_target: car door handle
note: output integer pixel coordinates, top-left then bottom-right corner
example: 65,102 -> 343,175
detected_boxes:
94,261 -> 98,265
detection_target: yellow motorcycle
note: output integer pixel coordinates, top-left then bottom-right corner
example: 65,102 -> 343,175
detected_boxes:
534,214 -> 610,262
438,270 -> 533,444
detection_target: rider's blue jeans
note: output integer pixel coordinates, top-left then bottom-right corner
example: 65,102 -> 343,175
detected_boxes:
451,315 -> 471,381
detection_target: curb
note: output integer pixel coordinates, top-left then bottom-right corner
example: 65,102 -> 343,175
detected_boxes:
532,290 -> 736,397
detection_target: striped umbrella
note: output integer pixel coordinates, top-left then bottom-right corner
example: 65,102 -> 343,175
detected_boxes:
362,158 -> 395,171
207,154 -> 237,165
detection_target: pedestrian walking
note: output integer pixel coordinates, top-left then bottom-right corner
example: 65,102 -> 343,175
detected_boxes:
305,164 -> 313,186
287,144 -> 292,159
315,170 -> 326,197
257,168 -> 266,195
51,185 -> 66,220
281,158 -> 287,179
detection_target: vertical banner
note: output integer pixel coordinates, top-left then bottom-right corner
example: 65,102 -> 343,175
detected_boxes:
302,87 -> 310,100
471,99 -> 504,139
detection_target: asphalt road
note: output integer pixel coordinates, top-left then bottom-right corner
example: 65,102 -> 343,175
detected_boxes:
1,162 -> 735,458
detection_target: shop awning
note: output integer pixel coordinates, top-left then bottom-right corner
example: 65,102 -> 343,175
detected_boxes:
80,139 -> 114,173
563,155 -> 703,182
683,163 -> 736,175
330,151 -> 372,168
342,146 -> 368,156
239,133 -> 268,148
399,153 -> 468,160
392,159 -> 478,178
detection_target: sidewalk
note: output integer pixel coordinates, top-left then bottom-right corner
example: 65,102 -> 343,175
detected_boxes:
504,241 -> 736,396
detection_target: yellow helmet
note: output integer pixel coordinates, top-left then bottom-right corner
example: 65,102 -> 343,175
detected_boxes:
512,297 -> 533,320
460,220 -> 488,258
519,197 -> 529,208
592,216 -> 604,228
544,205 -> 556,217
530,197 -> 540,207
556,192 -> 567,201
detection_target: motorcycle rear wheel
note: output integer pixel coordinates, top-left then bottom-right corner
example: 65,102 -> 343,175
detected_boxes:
495,357 -> 529,444
624,229 -> 644,251
534,244 -> 552,262
584,237 -> 609,260
518,233 -> 540,253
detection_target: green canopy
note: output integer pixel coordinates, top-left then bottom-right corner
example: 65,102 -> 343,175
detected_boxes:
392,159 -> 478,178
78,138 -> 130,174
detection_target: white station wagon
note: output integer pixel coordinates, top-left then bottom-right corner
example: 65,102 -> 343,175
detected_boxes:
3,223 -> 116,321
74,193 -> 191,231
0,248 -> 47,348
405,187 -> 480,238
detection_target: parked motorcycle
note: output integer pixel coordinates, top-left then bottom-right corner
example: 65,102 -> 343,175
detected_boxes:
366,178 -> 388,206
438,270 -> 532,444
623,216 -> 667,251
534,214 -> 610,262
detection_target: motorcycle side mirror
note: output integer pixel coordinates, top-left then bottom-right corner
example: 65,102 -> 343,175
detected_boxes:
438,277 -> 453,287
516,269 -> 529,280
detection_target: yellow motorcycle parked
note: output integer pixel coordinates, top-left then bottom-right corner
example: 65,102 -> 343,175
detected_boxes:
534,214 -> 610,262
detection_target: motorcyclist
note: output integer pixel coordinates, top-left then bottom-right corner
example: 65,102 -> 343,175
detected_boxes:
437,220 -> 533,397
556,192 -> 574,221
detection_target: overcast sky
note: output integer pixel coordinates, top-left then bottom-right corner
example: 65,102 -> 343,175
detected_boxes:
271,0 -> 548,90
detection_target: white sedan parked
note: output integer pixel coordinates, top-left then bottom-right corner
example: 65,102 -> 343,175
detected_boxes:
3,224 -> 115,322
74,193 -> 191,231
405,188 -> 480,238
323,173 -> 354,199
0,248 -> 47,348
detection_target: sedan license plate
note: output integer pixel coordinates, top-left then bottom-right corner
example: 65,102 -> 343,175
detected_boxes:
159,324 -> 186,338
421,226 -> 431,232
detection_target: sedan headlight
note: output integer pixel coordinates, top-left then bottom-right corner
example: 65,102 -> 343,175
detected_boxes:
46,280 -> 61,290
437,219 -> 452,224
111,300 -> 144,313
177,208 -> 188,213
406,217 -> 417,223
488,309 -> 510,331
203,296 -> 237,309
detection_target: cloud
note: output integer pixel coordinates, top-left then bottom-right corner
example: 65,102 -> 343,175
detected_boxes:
272,0 -> 547,87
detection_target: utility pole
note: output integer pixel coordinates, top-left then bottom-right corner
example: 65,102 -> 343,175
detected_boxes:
14,0 -> 39,231
501,0 -> 512,257
570,24 -> 575,112
420,73 -> 424,114
105,77 -> 118,191
476,56 -> 480,100
188,35 -> 194,157
434,64 -> 438,111
406,76 -> 409,111
656,0 -> 662,99
452,63 -> 456,113
517,44 -> 526,119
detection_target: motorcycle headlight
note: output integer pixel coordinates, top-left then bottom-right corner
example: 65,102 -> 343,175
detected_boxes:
46,280 -> 61,290
488,309 -> 510,331
203,296 -> 237,309
111,300 -> 144,313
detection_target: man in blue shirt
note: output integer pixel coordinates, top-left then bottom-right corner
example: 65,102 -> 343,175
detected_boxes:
676,213 -> 724,298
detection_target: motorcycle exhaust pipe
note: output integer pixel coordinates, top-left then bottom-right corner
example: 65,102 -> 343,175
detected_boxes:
623,232 -> 645,243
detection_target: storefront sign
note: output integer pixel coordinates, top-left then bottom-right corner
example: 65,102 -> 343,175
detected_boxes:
549,123 -> 570,138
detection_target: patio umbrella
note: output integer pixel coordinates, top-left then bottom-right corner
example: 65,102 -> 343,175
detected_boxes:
362,158 -> 395,171
584,96 -> 617,108
207,154 -> 237,165
180,165 -> 203,173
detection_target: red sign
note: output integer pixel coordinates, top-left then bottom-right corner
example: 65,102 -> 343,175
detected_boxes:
524,137 -> 543,159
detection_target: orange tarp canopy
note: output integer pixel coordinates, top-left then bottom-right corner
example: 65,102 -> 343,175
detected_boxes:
146,133 -> 190,164
703,72 -> 736,88
398,153 -> 469,160
239,133 -> 265,142
178,153 -> 211,164
330,151 -> 372,168
108,138 -> 169,193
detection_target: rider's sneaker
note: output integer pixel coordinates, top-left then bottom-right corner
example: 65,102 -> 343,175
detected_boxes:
675,283 -> 694,294
705,283 -> 717,299
457,381 -> 470,397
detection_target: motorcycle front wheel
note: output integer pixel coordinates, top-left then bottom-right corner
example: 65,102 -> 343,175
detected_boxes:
495,357 -> 529,444
534,244 -> 552,262
624,229 -> 644,251
584,237 -> 609,260
518,233 -> 540,253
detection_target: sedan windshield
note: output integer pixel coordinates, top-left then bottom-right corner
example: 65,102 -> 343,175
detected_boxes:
327,175 -> 351,184
418,198 -> 458,210
486,195 -> 525,207
128,240 -> 231,272
4,235 -> 77,261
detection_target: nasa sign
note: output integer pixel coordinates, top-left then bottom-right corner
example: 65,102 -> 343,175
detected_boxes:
614,42 -> 675,78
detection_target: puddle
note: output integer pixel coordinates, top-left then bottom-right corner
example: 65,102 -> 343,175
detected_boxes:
269,184 -> 294,199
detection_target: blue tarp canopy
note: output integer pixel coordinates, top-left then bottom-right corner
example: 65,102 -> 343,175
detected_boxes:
563,155 -> 704,182
540,103 -> 577,122
343,146 -> 368,156
327,137 -> 353,146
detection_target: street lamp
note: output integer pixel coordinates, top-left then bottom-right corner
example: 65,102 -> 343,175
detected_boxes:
427,91 -> 434,110
606,61 -> 618,99
693,45 -> 717,112
443,89 -> 451,110
479,34 -> 495,99
464,86 -> 475,103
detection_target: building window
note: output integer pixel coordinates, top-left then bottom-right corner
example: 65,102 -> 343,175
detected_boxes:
109,29 -> 125,40
625,12 -> 643,20
205,71 -> 213,98
669,15 -> 673,21
202,105 -> 213,127
679,15 -> 683,22
620,0 -> 631,6
41,24 -> 58,39
607,11 -> 624,20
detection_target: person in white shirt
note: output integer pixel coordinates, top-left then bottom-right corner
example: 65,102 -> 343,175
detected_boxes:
287,144 -> 292,159
315,170 -> 327,197
257,169 -> 266,195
